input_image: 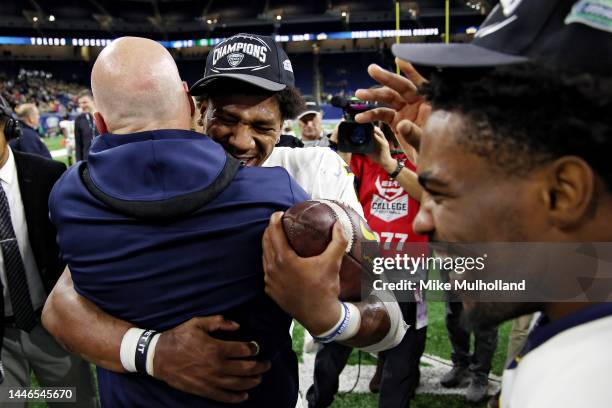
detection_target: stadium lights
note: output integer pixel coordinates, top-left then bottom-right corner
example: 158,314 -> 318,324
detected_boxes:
49,15 -> 55,22
465,0 -> 484,11
8,28 -> 440,49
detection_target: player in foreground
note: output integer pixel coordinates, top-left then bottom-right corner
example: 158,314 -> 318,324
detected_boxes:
43,34 -> 406,406
355,1 -> 612,406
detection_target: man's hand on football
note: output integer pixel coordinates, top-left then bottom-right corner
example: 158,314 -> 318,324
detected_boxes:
262,212 -> 346,335
354,58 -> 431,150
154,315 -> 271,403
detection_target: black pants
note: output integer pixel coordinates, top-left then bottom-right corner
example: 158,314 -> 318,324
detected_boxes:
378,326 -> 426,408
306,302 -> 427,408
445,301 -> 498,378
306,342 -> 352,408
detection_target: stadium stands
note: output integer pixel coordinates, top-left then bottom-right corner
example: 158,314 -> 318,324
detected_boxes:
320,52 -> 385,97
1,49 -> 389,132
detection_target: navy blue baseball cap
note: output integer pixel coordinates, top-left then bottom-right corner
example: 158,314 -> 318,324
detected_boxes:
392,0 -> 612,73
190,33 -> 295,95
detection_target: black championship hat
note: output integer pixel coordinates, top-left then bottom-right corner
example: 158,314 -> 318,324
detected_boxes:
190,33 -> 295,95
392,0 -> 612,73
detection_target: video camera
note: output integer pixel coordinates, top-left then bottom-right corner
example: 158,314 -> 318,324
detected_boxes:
331,95 -> 377,154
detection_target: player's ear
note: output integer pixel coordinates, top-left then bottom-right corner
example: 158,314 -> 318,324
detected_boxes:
544,156 -> 596,229
93,112 -> 108,134
183,82 -> 195,117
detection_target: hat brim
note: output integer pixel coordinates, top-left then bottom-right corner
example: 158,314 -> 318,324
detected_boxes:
391,43 -> 528,68
189,73 -> 287,96
297,110 -> 321,120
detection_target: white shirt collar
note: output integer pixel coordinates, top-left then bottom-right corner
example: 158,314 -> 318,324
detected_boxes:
0,147 -> 17,186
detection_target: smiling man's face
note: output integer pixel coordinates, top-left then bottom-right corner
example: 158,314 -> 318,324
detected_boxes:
413,110 -> 553,327
202,93 -> 282,167
412,110 -> 552,244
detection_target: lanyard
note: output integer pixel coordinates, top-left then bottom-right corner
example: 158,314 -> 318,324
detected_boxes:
85,113 -> 98,137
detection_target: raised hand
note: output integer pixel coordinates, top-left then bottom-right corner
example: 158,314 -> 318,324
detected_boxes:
355,58 -> 431,150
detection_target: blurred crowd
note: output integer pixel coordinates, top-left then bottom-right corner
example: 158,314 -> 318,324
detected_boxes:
0,82 -> 97,166
0,69 -> 83,118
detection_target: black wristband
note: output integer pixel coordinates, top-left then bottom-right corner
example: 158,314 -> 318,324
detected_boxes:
388,160 -> 405,179
135,329 -> 157,374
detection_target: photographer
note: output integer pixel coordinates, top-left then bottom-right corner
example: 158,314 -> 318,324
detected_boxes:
309,123 -> 427,408
355,62 -> 499,404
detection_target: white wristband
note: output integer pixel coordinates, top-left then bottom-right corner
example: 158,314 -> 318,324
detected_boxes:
336,302 -> 361,341
311,302 -> 362,343
120,328 -> 144,373
146,333 -> 161,376
312,302 -> 345,339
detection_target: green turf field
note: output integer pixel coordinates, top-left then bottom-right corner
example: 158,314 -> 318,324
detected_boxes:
298,301 -> 510,408
42,136 -> 71,166
331,393 -> 489,408
42,135 -> 65,152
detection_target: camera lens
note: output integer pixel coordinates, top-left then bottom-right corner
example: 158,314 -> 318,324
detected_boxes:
349,126 -> 367,145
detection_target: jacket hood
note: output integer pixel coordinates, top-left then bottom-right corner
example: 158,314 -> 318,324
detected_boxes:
87,129 -> 228,202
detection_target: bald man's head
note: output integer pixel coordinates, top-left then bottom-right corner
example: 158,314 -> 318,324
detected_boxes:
91,37 -> 193,134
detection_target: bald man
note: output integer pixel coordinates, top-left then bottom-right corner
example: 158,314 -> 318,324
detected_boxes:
46,37 -> 360,407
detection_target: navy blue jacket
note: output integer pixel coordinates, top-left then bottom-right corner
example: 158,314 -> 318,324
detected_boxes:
9,122 -> 52,159
49,130 -> 309,407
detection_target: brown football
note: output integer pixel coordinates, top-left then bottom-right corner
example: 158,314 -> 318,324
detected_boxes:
282,199 -> 380,301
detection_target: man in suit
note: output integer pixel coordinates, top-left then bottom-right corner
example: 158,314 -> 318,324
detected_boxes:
9,104 -> 52,160
0,97 -> 96,406
74,90 -> 98,161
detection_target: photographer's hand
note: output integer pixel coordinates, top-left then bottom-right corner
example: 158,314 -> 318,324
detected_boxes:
367,127 -> 396,173
369,127 -> 422,201
354,59 -> 430,150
